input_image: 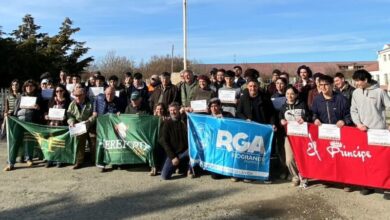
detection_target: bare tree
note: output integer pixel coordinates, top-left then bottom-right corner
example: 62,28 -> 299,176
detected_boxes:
94,51 -> 135,78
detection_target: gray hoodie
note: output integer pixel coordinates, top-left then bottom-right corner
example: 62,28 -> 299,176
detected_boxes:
350,82 -> 390,129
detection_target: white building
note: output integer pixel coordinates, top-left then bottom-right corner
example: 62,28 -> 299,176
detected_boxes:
371,44 -> 390,86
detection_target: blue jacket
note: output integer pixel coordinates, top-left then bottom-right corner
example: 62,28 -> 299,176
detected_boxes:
93,94 -> 125,115
311,92 -> 352,125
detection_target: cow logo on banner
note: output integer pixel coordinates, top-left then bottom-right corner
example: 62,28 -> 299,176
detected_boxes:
188,113 -> 274,180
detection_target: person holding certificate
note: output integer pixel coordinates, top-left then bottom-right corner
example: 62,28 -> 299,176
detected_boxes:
280,86 -> 311,187
67,87 -> 96,169
218,70 -> 241,117
188,74 -> 216,113
350,69 -> 390,200
44,84 -> 71,168
4,80 -> 44,171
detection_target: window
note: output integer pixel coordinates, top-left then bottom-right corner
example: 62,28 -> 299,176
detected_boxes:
384,54 -> 387,62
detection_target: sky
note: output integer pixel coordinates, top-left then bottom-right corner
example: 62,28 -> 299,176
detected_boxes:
1,0 -> 390,65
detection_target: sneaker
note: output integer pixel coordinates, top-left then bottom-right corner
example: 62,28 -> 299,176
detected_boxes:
45,162 -> 53,168
3,165 -> 14,171
292,179 -> 300,187
26,160 -> 33,167
72,164 -> 82,170
343,186 -> 352,192
187,170 -> 196,178
384,192 -> 390,200
243,179 -> 253,183
149,167 -> 157,176
263,180 -> 272,184
360,188 -> 375,195
231,177 -> 239,182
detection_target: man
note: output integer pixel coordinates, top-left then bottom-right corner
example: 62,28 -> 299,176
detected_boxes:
59,70 -> 67,86
307,72 -> 324,110
108,75 -> 127,108
218,70 -> 241,116
93,87 -> 125,116
350,69 -> 390,200
147,74 -> 161,94
124,91 -> 151,115
213,69 -> 226,92
127,72 -> 149,106
67,87 -> 96,169
312,75 -> 352,127
72,74 -> 81,85
233,65 -> 246,87
267,69 -> 281,95
159,102 -> 193,180
294,65 -> 315,103
180,69 -> 198,108
236,79 -> 276,183
93,87 -> 125,171
334,72 -> 355,104
149,72 -> 179,112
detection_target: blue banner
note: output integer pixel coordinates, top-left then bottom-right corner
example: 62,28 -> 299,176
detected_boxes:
188,113 -> 274,180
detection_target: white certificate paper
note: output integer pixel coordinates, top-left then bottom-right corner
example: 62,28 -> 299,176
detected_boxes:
191,100 -> 208,112
69,122 -> 87,136
367,129 -> 390,146
48,108 -> 66,121
41,89 -> 54,100
89,87 -> 104,97
66,84 -> 75,93
318,124 -> 341,140
287,121 -> 308,137
115,90 -> 120,97
20,96 -> 37,109
218,90 -> 236,103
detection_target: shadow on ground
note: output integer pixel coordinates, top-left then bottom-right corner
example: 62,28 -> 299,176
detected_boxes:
0,184 -> 240,220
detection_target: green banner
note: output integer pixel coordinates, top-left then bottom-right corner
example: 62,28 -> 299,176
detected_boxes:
96,114 -> 160,166
6,116 -> 77,164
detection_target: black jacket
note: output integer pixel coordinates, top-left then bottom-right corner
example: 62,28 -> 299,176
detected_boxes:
159,117 -> 188,159
236,89 -> 275,125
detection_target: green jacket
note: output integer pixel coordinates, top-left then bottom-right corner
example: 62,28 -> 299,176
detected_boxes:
67,100 -> 96,129
180,80 -> 198,107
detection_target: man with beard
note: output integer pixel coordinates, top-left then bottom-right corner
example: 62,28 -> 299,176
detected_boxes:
159,102 -> 194,180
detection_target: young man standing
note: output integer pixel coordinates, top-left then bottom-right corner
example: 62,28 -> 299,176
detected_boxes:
350,69 -> 390,200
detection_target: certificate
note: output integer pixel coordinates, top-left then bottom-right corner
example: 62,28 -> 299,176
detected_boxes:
367,129 -> 390,146
69,122 -> 87,136
287,121 -> 308,137
190,100 -> 208,112
271,97 -> 286,111
115,90 -> 120,97
48,108 -> 66,121
20,96 -> 37,109
41,89 -> 54,100
66,84 -> 75,93
89,87 -> 104,97
218,90 -> 236,104
318,124 -> 340,140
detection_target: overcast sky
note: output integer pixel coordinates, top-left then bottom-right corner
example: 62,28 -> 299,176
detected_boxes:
1,0 -> 389,64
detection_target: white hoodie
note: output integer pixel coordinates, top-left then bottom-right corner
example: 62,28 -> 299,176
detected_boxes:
351,82 -> 390,129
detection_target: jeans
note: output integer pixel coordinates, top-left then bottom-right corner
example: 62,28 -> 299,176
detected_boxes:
161,149 -> 190,180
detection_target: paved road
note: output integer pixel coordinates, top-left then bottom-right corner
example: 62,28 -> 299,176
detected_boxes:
0,142 -> 388,219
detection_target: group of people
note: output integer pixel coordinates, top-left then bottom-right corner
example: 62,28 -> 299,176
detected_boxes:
2,65 -> 389,200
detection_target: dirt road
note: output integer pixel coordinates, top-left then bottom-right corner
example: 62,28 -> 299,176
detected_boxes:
0,142 -> 388,219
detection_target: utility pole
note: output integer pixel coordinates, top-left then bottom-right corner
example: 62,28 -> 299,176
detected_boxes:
183,0 -> 188,70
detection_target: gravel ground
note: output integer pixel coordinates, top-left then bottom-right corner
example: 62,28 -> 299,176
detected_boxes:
0,142 -> 388,220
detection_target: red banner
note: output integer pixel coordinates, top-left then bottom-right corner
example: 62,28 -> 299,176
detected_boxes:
288,124 -> 390,189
